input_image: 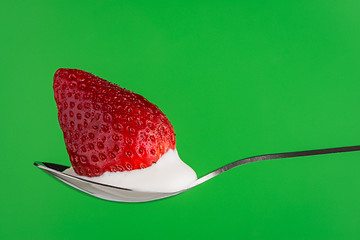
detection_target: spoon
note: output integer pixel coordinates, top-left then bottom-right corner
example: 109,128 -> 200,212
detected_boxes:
34,145 -> 360,202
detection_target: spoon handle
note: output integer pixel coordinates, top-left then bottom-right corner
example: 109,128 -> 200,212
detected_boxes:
193,145 -> 360,186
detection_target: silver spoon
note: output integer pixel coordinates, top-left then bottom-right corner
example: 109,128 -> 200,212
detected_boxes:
34,145 -> 360,202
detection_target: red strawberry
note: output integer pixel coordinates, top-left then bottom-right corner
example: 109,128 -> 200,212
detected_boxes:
53,68 -> 176,177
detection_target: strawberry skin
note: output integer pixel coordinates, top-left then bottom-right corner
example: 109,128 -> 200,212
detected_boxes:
53,69 -> 176,177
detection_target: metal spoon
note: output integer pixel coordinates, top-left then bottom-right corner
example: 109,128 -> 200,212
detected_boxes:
34,145 -> 360,202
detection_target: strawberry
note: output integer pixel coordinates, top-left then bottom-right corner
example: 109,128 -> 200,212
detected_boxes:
53,69 -> 176,177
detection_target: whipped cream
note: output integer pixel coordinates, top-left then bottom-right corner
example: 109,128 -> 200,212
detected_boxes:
63,148 -> 197,193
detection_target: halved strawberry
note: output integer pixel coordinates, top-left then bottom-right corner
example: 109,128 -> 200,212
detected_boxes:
53,69 -> 176,177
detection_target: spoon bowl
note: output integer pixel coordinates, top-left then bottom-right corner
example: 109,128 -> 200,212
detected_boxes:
34,162 -> 184,202
34,145 -> 360,202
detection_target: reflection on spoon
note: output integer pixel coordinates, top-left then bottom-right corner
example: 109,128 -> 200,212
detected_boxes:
34,145 -> 360,202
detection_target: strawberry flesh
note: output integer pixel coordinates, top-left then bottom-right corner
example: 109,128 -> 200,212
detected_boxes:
53,69 -> 176,177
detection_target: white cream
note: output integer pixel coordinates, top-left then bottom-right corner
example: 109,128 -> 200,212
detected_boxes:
63,148 -> 197,193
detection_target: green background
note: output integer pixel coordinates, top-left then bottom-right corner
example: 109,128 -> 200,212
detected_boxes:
1,0 -> 360,239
